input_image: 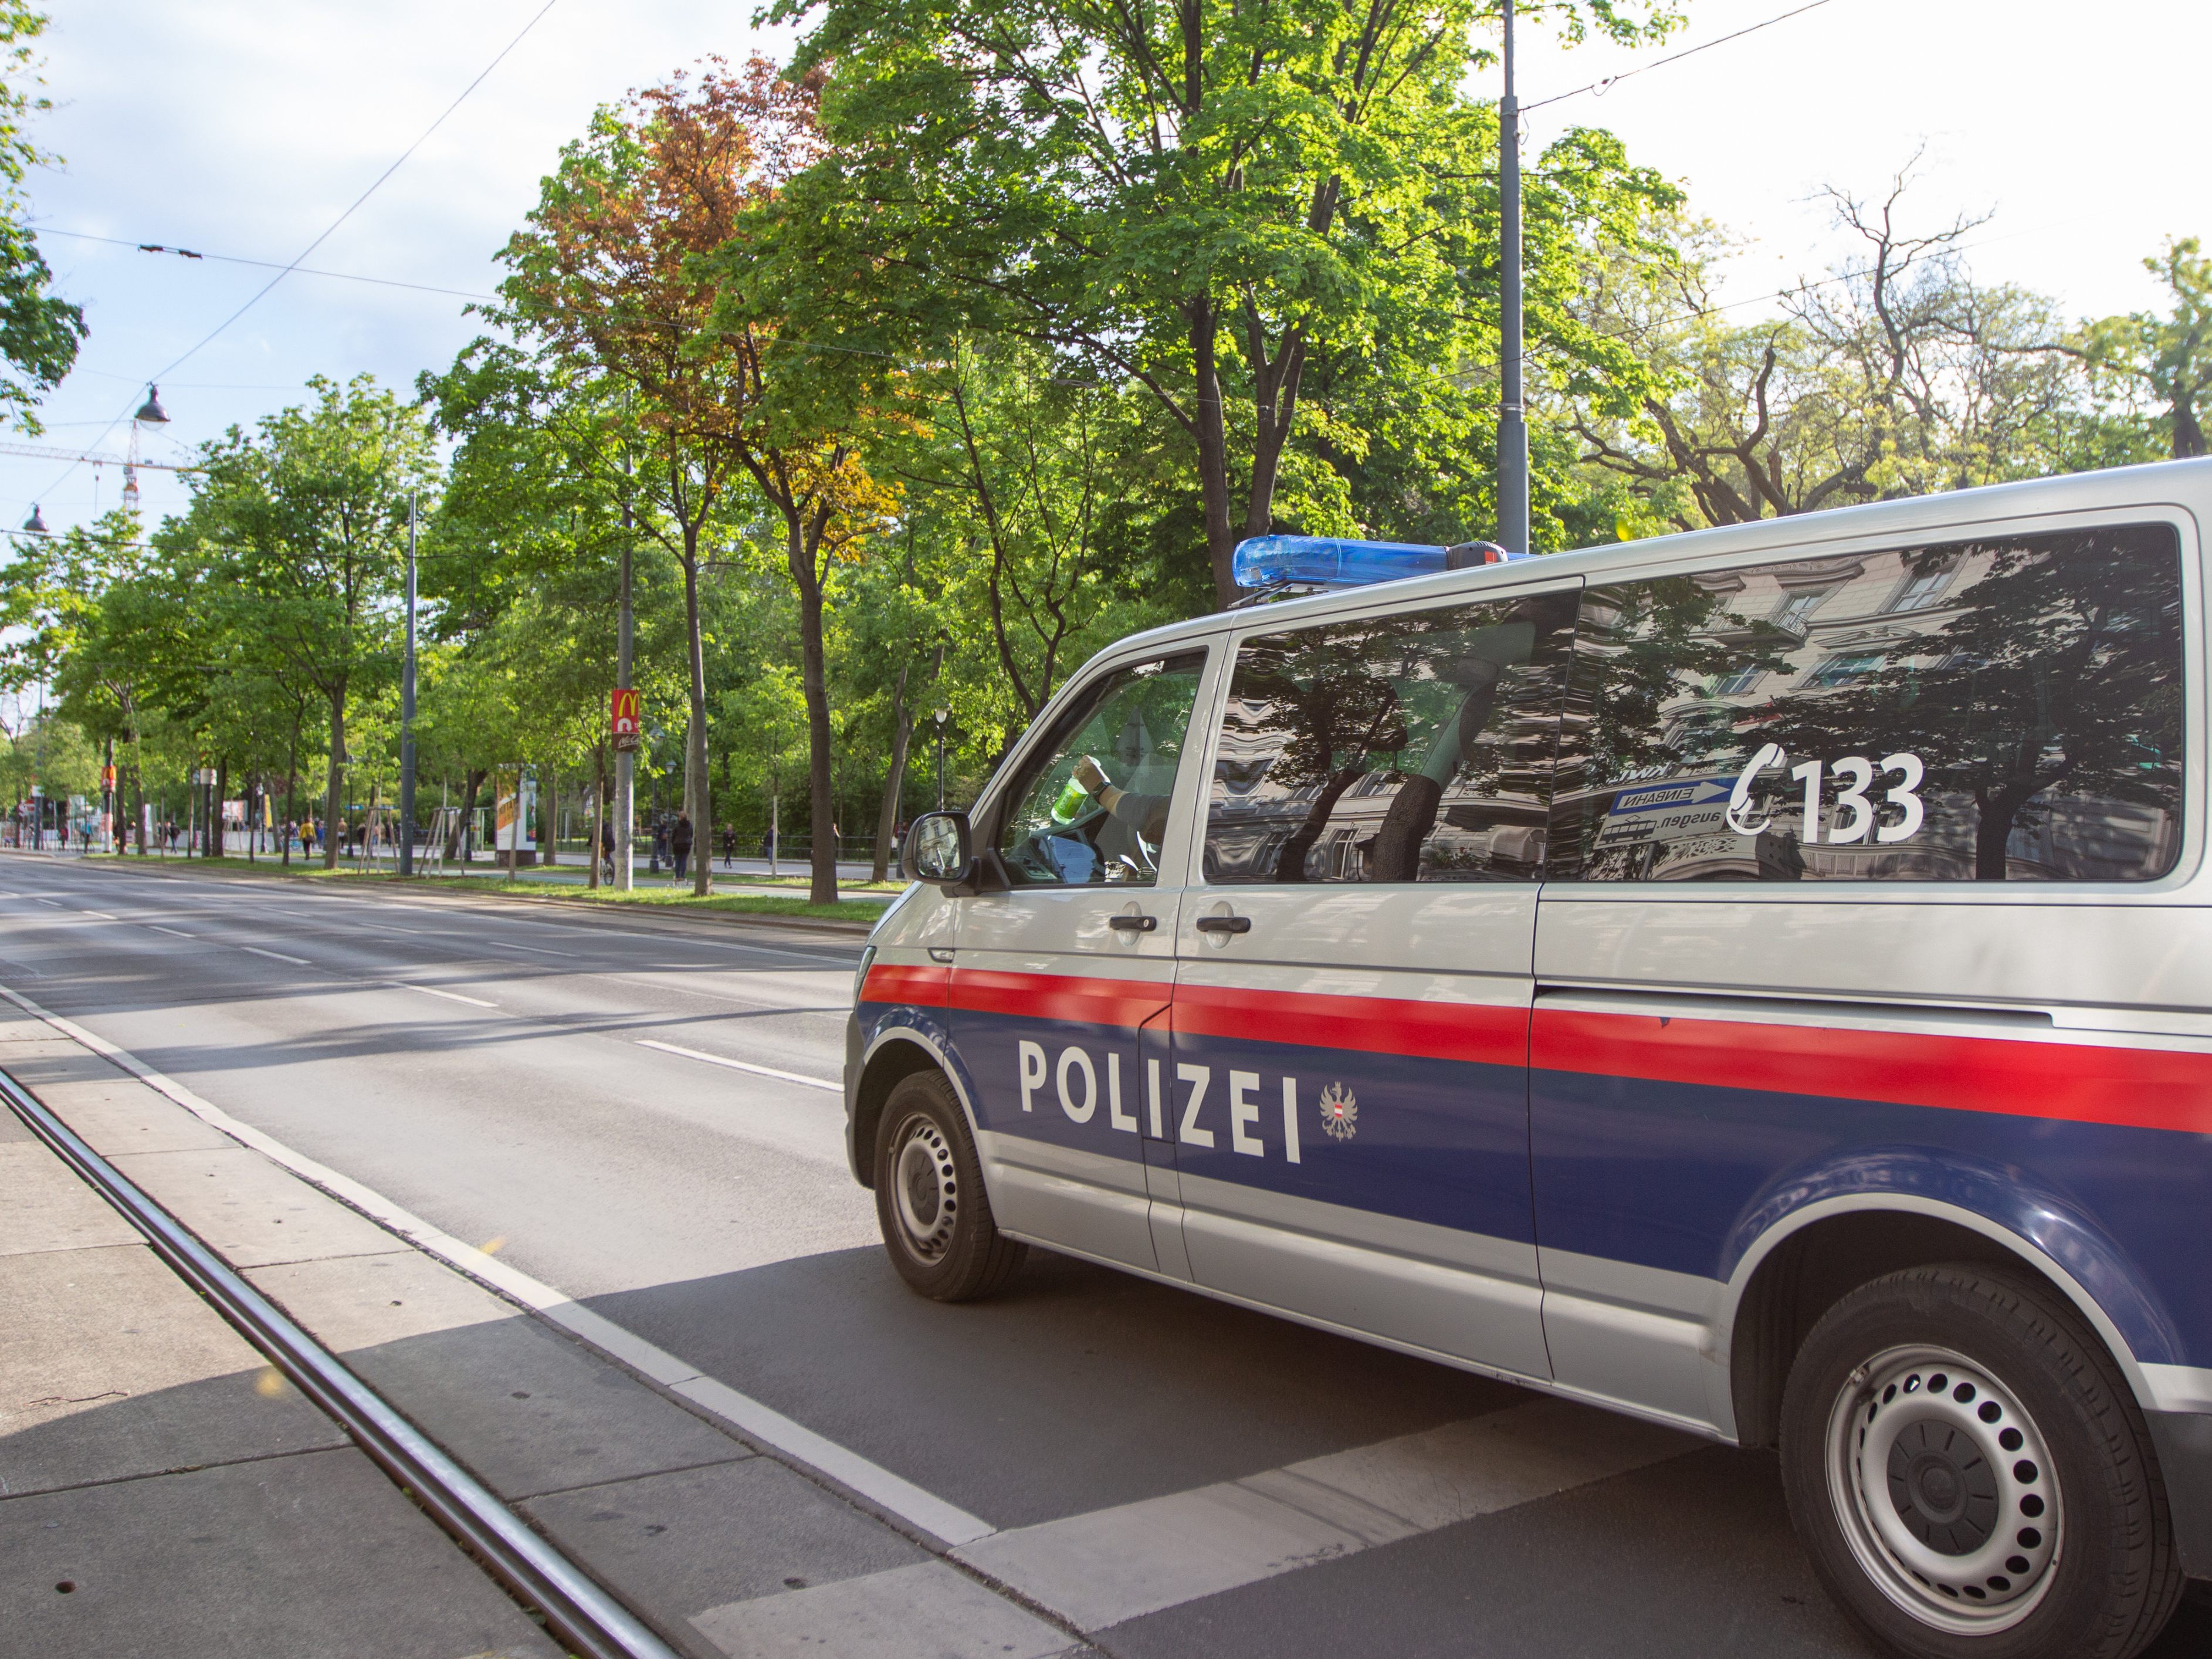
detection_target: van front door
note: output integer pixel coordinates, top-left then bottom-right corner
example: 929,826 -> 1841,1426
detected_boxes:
949,649 -> 1212,1273
1164,585 -> 1578,1379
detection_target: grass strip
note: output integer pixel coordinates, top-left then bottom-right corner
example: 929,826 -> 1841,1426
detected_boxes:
79,854 -> 885,925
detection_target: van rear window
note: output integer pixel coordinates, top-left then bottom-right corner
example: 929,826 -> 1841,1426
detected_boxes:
1550,523 -> 2186,882
1206,590 -> 1577,883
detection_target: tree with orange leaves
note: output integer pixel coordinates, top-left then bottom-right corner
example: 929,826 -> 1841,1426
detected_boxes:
497,57 -> 889,902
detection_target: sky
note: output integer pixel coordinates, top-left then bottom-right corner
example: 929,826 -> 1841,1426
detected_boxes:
10,0 -> 2210,540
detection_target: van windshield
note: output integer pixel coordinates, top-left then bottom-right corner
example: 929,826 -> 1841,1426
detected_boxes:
993,653 -> 1208,887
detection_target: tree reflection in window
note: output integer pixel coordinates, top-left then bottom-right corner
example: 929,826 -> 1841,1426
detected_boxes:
1554,524 -> 2184,882
1206,591 -> 1577,885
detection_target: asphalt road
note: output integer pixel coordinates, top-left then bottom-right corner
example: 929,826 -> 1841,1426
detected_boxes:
2,854 -> 2204,1658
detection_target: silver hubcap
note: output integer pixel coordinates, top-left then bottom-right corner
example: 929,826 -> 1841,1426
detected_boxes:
890,1114 -> 958,1264
1826,1344 -> 2061,1634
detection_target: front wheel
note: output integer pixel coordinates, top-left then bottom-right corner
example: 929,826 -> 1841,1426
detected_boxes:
1780,1264 -> 2180,1659
872,1070 -> 1025,1301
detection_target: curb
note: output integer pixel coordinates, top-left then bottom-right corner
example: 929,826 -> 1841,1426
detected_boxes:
43,852 -> 881,941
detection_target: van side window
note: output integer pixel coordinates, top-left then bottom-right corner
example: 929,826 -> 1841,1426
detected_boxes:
1550,524 -> 2186,882
992,652 -> 1207,887
1205,590 -> 1577,884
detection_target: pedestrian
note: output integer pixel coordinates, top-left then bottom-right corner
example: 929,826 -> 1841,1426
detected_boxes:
671,812 -> 693,881
650,817 -> 667,873
598,816 -> 615,883
721,825 -> 736,869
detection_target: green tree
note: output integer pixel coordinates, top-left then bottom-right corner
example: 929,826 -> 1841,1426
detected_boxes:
1572,167 -> 2146,530
777,0 -> 1682,602
0,4 -> 82,431
2074,238 -> 2212,461
162,376 -> 437,867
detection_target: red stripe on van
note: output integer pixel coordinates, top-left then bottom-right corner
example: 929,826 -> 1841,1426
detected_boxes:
1533,1008 -> 2212,1136
1173,984 -> 1529,1067
949,968 -> 1171,1031
861,963 -> 950,1008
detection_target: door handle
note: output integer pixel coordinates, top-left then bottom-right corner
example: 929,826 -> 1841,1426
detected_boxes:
1193,914 -> 1251,935
1108,913 -> 1158,932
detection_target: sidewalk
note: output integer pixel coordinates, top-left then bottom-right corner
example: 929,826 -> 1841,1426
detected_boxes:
0,1003 -> 1083,1659
0,1024 -> 560,1659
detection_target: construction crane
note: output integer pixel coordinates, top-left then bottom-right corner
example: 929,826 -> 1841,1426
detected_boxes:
0,441 -> 198,472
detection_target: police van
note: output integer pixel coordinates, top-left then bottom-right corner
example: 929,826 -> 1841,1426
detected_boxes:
846,458 -> 2212,1659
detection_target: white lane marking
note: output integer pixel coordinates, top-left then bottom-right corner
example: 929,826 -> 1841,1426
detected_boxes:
479,939 -> 563,955
148,926 -> 194,938
32,896 -> 63,906
238,945 -> 311,964
691,1560 -> 1071,1659
636,1039 -> 841,1093
79,909 -> 117,920
954,1399 -> 1692,1628
388,981 -> 499,1009
0,979 -> 989,1548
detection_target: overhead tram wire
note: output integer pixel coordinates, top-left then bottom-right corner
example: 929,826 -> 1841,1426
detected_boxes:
1521,0 -> 1842,113
35,228 -> 497,303
28,0 -> 560,506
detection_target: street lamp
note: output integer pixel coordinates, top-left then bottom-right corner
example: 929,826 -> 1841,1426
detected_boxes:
933,707 -> 949,811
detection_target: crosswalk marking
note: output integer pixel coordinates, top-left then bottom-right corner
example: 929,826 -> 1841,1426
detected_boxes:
689,1397 -> 1696,1654
692,1561 -> 1075,1659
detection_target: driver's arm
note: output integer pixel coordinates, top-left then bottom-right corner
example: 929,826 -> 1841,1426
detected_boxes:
1073,755 -> 1170,844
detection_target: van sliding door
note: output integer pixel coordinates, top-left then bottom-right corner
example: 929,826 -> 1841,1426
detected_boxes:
1163,582 -> 1580,1379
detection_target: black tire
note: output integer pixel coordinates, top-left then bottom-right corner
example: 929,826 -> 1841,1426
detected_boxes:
872,1069 -> 1025,1301
1780,1263 -> 2181,1659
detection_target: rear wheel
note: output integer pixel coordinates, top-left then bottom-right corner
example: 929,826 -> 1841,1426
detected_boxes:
872,1069 -> 1025,1301
1780,1264 -> 2180,1659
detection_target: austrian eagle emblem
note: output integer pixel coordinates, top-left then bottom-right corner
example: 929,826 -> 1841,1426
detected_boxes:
1318,1082 -> 1359,1142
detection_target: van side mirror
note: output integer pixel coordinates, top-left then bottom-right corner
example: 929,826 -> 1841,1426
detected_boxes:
902,810 -> 973,884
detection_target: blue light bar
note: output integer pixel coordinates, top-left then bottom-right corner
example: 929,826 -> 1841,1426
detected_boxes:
1232,534 -> 1527,591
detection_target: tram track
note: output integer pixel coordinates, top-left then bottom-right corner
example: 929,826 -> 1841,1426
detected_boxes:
0,1064 -> 685,1659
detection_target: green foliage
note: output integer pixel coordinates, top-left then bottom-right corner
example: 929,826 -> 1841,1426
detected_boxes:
777,0 -> 1683,598
0,4 -> 80,428
2076,239 -> 2212,460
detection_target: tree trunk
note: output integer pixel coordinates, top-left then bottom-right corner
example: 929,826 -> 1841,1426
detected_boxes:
679,523 -> 714,898
2173,397 -> 2207,460
541,759 -> 558,865
1187,299 -> 1239,610
872,662 -> 914,883
1273,766 -> 1367,882
211,758 -> 228,859
590,744 -> 605,891
446,767 -> 485,862
280,707 -> 301,867
788,516 -> 839,905
323,689 -> 345,871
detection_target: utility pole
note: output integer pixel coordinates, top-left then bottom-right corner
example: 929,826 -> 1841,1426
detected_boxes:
614,448 -> 635,892
398,494 -> 418,876
1496,0 -> 1530,556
